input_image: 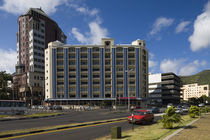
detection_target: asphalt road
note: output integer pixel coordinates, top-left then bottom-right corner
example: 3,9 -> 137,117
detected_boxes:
8,116 -> 161,140
0,109 -> 130,132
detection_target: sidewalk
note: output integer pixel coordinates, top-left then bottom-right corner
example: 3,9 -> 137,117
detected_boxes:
169,114 -> 210,140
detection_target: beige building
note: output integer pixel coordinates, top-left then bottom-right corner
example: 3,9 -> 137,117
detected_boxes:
45,38 -> 148,106
182,83 -> 210,100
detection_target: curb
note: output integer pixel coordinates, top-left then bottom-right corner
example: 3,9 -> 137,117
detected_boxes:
0,117 -> 127,138
163,118 -> 199,140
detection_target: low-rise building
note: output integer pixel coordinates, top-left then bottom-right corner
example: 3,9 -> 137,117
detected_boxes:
182,83 -> 210,100
149,73 -> 181,106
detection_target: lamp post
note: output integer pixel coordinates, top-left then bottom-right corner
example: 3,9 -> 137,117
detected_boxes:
42,80 -> 44,105
126,69 -> 133,111
42,77 -> 48,105
29,84 -> 33,107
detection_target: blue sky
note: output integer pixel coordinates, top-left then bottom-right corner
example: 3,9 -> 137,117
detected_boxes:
0,0 -> 210,76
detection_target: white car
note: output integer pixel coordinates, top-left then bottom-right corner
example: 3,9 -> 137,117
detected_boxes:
198,103 -> 205,107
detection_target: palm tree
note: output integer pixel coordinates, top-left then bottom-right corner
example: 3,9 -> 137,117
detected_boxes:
188,105 -> 200,118
160,106 -> 182,129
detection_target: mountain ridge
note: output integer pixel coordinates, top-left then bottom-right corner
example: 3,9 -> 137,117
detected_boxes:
180,70 -> 210,85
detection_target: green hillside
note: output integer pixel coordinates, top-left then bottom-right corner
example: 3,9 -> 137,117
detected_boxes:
180,70 -> 210,85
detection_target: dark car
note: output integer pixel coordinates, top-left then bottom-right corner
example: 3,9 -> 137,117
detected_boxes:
128,110 -> 154,124
149,107 -> 160,113
53,105 -> 62,110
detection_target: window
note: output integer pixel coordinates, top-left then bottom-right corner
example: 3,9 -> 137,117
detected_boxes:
69,75 -> 76,78
105,41 -> 110,46
81,82 -> 88,85
69,55 -> 75,58
93,81 -> 99,84
57,55 -> 63,59
57,68 -> 64,72
93,75 -> 99,78
81,61 -> 87,65
69,61 -> 75,65
70,88 -> 75,92
105,88 -> 111,91
57,61 -> 63,65
57,82 -> 64,85
105,48 -> 110,52
93,88 -> 99,91
81,88 -> 88,91
81,75 -> 88,78
105,54 -> 110,58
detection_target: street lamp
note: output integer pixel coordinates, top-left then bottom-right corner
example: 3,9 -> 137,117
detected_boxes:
28,83 -> 33,107
42,77 -> 48,105
126,69 -> 134,111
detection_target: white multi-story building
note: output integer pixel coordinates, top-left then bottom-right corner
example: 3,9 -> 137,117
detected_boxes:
182,83 -> 210,100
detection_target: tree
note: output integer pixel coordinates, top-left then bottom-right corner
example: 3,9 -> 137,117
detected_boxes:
160,106 -> 182,129
198,95 -> 208,104
0,71 -> 12,99
188,97 -> 199,105
188,105 -> 200,118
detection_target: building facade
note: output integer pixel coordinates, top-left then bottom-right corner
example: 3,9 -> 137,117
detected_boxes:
182,83 -> 210,101
45,38 -> 148,106
149,73 -> 181,106
12,8 -> 66,105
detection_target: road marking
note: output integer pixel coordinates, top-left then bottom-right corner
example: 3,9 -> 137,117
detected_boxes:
1,119 -> 127,140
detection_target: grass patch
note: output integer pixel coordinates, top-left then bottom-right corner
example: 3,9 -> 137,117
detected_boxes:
24,112 -> 63,118
0,115 -> 9,118
0,123 -> 79,136
99,115 -> 196,140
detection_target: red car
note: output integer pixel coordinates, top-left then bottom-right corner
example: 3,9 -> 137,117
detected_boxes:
128,110 -> 154,124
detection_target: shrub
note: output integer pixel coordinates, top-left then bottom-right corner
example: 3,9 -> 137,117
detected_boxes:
188,105 -> 200,118
200,106 -> 210,113
160,106 -> 182,129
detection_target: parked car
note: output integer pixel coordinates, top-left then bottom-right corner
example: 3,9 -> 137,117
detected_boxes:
198,103 -> 205,107
175,107 -> 183,114
149,107 -> 160,113
167,103 -> 173,108
128,110 -> 154,124
182,105 -> 190,113
53,105 -> 62,110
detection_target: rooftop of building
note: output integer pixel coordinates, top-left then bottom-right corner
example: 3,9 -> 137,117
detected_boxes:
182,83 -> 209,87
48,38 -> 147,48
25,8 -> 50,18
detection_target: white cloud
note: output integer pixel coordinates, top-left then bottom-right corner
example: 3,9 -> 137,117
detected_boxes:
71,21 -> 108,44
150,17 -> 174,35
179,60 -> 206,76
149,53 -> 155,59
189,1 -> 210,51
149,53 -> 157,68
0,0 -> 67,15
148,53 -> 158,73
175,21 -> 191,33
160,59 -> 184,74
0,49 -> 16,74
149,60 -> 157,68
76,7 -> 98,16
160,59 -> 207,76
69,4 -> 99,16
201,60 -> 207,66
